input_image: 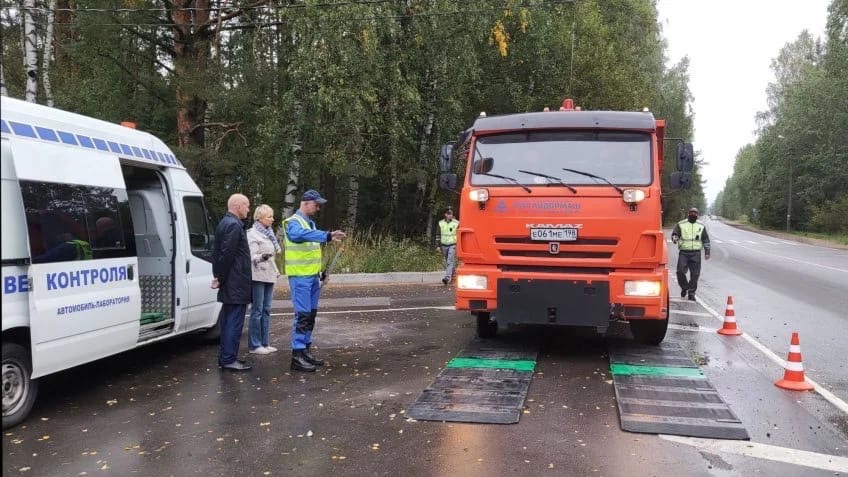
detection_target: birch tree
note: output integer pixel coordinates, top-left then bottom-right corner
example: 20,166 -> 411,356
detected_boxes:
22,0 -> 38,101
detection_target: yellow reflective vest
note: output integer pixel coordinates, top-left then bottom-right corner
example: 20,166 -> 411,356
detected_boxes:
438,219 -> 459,246
284,214 -> 322,276
677,219 -> 705,251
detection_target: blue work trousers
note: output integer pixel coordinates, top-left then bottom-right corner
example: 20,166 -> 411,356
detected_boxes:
248,281 -> 274,350
218,303 -> 247,365
289,274 -> 321,350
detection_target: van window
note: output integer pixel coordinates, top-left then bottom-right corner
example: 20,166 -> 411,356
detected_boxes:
21,181 -> 136,263
183,196 -> 216,262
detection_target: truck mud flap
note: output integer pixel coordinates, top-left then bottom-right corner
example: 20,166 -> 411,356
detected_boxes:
406,339 -> 537,424
608,340 -> 749,440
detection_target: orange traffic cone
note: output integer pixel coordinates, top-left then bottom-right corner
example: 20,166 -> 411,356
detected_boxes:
717,296 -> 742,336
775,332 -> 815,391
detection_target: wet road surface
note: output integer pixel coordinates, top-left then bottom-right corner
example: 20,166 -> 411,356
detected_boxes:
3,284 -> 847,476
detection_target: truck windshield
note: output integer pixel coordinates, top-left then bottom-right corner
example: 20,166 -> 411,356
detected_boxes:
470,131 -> 651,187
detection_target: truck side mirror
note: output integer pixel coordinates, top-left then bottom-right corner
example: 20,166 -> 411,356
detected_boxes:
670,171 -> 692,190
438,144 -> 454,173
676,143 -> 694,172
438,172 -> 457,190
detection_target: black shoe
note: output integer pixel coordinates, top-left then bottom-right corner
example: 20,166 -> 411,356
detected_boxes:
303,348 -> 324,366
442,277 -> 449,285
221,360 -> 252,371
291,351 -> 317,372
680,289 -> 688,298
687,293 -> 696,301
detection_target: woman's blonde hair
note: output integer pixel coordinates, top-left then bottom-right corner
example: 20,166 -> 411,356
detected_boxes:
253,204 -> 274,221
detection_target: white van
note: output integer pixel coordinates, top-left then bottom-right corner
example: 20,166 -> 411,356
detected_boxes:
1,97 -> 221,428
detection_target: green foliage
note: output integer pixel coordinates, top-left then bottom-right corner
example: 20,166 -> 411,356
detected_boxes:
3,0 -> 700,237
277,230 -> 442,274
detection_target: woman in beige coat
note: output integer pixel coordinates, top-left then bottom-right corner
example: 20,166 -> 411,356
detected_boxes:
246,204 -> 281,354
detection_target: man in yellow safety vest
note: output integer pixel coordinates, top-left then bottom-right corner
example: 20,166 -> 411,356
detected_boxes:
671,207 -> 711,301
436,207 -> 459,285
284,189 -> 346,372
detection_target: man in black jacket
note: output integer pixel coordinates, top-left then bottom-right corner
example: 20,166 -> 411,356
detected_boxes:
212,193 -> 253,371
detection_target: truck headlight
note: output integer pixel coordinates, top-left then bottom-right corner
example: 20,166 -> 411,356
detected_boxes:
457,275 -> 488,290
469,188 -> 489,202
624,280 -> 661,297
622,189 -> 646,203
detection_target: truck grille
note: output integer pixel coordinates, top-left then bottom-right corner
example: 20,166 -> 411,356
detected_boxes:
494,236 -> 618,260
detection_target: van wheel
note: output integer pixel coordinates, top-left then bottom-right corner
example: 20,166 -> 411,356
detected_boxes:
476,312 -> 497,339
199,314 -> 221,344
3,343 -> 38,429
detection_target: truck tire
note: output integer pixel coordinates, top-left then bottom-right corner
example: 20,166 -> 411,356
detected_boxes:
2,343 -> 38,429
476,312 -> 497,339
630,294 -> 669,345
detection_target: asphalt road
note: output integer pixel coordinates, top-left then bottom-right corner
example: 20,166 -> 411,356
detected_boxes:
3,283 -> 847,476
671,219 -> 848,402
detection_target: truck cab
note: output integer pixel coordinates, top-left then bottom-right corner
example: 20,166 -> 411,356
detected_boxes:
438,99 -> 693,344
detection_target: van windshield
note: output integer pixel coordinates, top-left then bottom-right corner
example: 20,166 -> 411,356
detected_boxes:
470,131 -> 651,187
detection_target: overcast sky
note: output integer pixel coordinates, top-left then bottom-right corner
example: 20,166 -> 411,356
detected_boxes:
656,0 -> 831,205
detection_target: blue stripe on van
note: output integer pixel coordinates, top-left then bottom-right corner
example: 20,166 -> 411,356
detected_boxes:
93,138 -> 109,151
57,131 -> 78,145
5,119 -> 181,168
9,122 -> 37,138
35,127 -> 60,142
77,135 -> 95,148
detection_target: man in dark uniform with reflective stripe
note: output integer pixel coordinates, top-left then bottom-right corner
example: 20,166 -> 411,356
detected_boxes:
671,207 -> 711,301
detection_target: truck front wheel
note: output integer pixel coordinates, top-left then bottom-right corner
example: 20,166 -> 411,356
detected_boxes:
630,294 -> 670,345
3,343 -> 38,429
476,312 -> 497,339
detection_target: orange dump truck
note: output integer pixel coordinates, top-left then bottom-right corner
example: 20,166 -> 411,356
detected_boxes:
437,99 -> 693,344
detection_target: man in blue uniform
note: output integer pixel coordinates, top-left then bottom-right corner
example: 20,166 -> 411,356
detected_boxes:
284,189 -> 346,372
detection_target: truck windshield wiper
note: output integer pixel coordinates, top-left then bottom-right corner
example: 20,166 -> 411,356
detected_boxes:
561,168 -> 624,194
518,170 -> 578,193
478,172 -> 532,194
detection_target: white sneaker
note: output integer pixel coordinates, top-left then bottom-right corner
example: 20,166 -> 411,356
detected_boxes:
265,346 -> 278,353
249,347 -> 271,355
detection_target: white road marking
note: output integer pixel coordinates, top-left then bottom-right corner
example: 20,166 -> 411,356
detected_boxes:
269,305 -> 456,317
696,297 -> 848,415
781,241 -> 798,245
765,241 -> 781,245
668,323 -> 717,333
746,240 -> 758,244
672,310 -> 713,317
659,435 -> 848,473
731,242 -> 848,273
729,240 -> 740,243
712,240 -> 724,244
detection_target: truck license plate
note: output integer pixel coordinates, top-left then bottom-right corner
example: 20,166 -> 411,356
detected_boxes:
530,228 -> 578,241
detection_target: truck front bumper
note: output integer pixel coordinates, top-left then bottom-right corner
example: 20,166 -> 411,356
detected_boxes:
454,265 -> 668,323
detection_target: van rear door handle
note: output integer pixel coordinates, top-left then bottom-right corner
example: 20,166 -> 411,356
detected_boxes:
186,260 -> 190,274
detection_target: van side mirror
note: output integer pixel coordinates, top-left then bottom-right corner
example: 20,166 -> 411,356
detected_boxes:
670,171 -> 692,190
438,144 -> 454,173
438,172 -> 457,190
676,143 -> 694,172
471,157 -> 494,174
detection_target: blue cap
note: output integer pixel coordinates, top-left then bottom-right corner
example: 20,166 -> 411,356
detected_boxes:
302,189 -> 327,204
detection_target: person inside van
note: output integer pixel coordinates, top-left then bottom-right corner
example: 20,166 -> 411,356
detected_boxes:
93,216 -> 122,249
34,232 -> 92,263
